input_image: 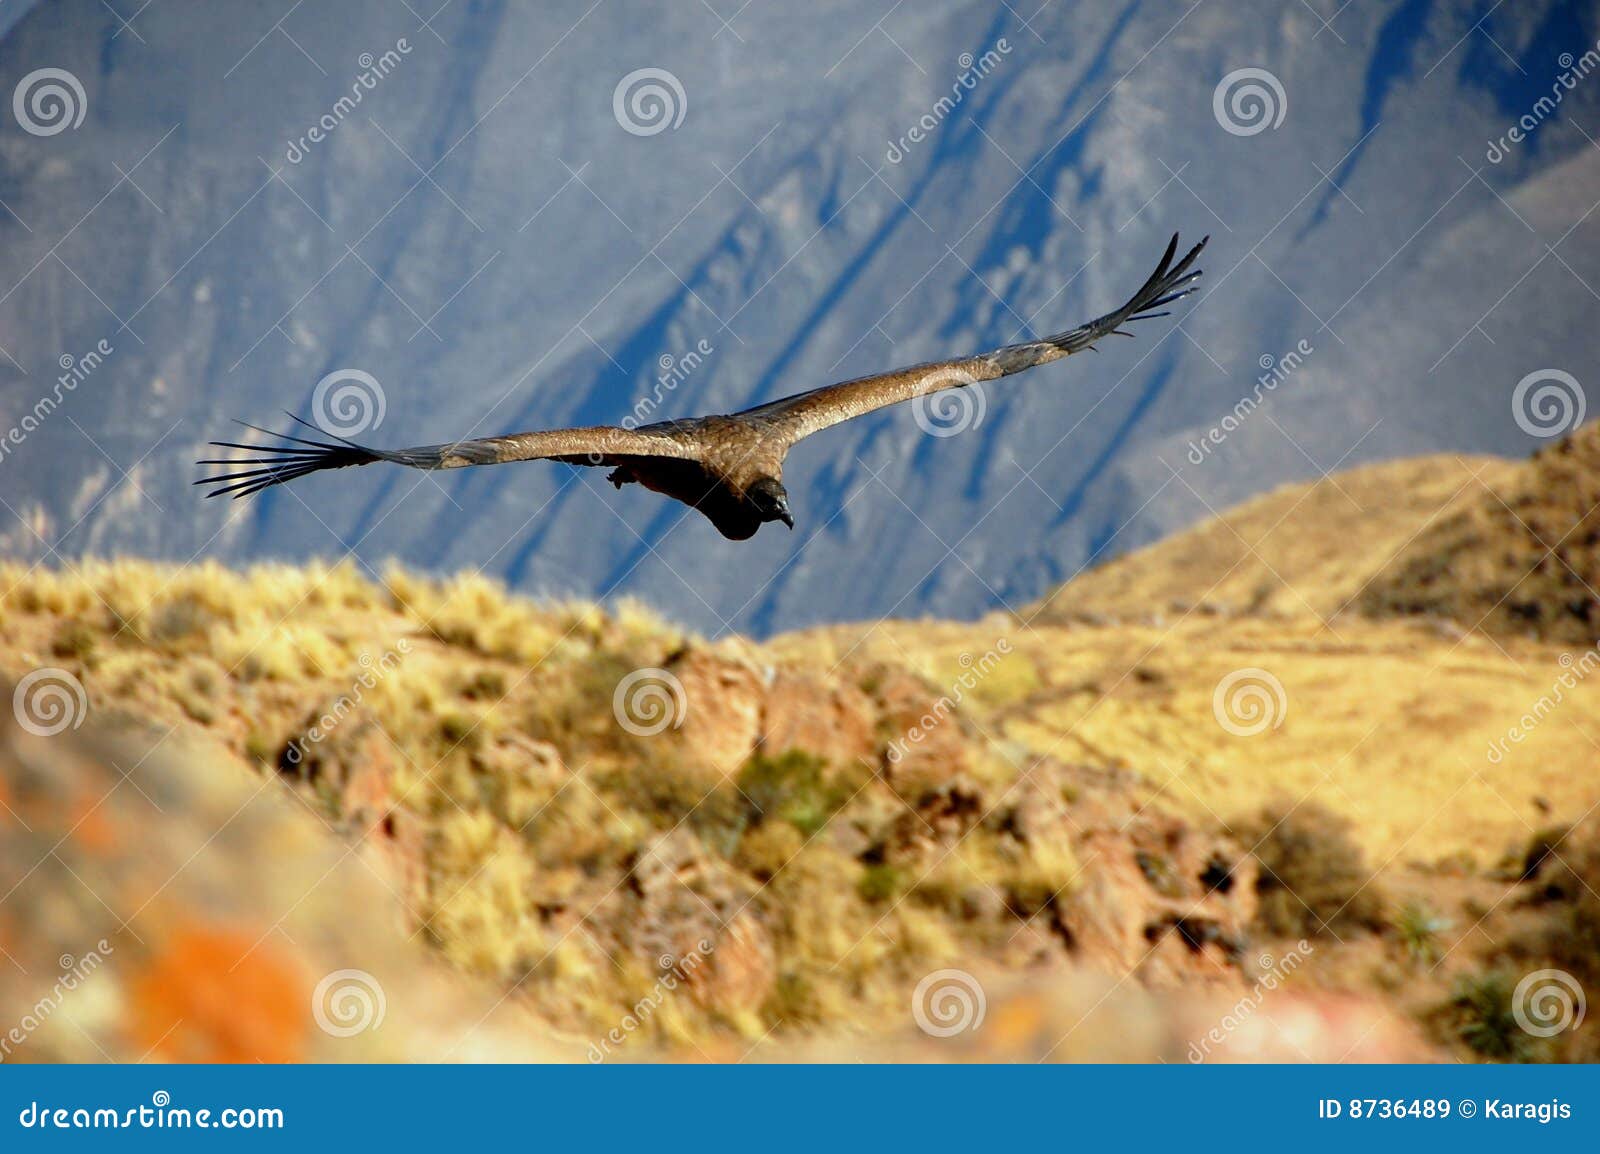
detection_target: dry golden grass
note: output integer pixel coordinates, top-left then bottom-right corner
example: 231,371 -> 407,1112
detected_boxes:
0,558 -> 1063,1047
6,431 -> 1600,1056
789,434 -> 1599,866
1359,428 -> 1600,642
1028,453 -> 1515,625
793,611 -> 1599,865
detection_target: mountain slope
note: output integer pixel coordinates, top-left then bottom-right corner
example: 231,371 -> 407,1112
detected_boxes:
1359,422 -> 1600,642
9,421 -> 1600,1056
1029,451 -> 1517,625
1037,419 -> 1600,646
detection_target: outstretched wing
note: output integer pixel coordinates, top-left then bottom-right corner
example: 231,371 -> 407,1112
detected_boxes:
738,233 -> 1206,446
197,416 -> 702,499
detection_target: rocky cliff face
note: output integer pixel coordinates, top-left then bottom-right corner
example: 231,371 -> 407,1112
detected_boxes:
6,538 -> 1599,1061
0,560 -> 1435,1061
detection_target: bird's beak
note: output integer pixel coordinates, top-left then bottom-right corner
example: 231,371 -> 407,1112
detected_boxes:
780,511 -> 795,530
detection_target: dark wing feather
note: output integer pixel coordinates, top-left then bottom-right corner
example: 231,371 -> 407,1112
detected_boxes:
738,234 -> 1206,446
196,415 -> 702,499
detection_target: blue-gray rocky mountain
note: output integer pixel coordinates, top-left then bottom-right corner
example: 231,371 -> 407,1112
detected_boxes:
1,0 -> 1596,634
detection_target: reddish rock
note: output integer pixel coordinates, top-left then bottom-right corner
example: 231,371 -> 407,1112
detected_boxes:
280,704 -> 430,901
1057,815 -> 1256,987
859,663 -> 974,797
760,669 -> 877,771
618,828 -> 776,1016
664,647 -> 767,780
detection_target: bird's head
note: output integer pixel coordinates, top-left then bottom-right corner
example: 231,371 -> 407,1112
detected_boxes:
747,477 -> 794,530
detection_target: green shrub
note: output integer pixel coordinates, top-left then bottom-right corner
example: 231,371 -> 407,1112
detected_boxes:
738,750 -> 838,836
1236,802 -> 1386,937
1394,900 -> 1450,965
1447,971 -> 1544,1062
51,619 -> 97,661
857,863 -> 906,903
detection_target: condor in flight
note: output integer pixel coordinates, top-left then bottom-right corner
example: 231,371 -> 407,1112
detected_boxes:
199,235 -> 1205,540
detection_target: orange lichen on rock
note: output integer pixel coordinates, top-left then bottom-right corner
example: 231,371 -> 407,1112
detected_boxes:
129,924 -> 310,1063
67,792 -> 119,854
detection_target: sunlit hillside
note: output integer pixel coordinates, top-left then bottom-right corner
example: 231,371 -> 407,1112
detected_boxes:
4,430 -> 1600,1061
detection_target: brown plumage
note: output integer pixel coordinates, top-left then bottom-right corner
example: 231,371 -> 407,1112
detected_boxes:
198,234 -> 1205,540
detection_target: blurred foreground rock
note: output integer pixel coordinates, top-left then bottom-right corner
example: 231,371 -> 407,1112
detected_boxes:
0,699 -> 1441,1062
0,700 -> 548,1062
715,966 -> 1437,1063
